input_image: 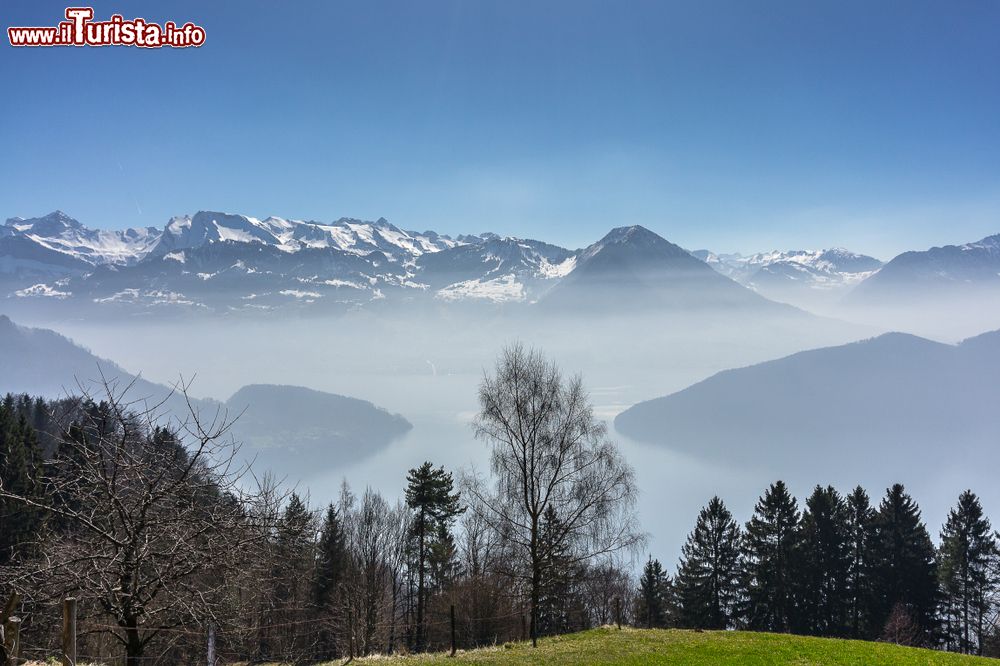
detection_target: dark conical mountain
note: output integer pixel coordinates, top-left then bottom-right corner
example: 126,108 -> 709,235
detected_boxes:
542,225 -> 786,311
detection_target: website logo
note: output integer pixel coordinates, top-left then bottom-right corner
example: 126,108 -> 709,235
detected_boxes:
8,7 -> 206,48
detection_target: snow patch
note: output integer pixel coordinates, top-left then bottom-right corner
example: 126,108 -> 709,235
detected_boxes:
436,274 -> 526,303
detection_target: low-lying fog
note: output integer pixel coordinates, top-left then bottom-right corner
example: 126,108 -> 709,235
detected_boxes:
24,307 -> 998,566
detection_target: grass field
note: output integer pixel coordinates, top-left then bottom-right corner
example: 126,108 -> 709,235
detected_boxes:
323,626 -> 996,665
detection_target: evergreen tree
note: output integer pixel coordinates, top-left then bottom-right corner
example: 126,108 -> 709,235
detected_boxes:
314,503 -> 347,607
795,485 -> 850,636
870,483 -> 940,645
845,486 -> 876,639
313,503 -> 347,658
269,493 -> 316,659
636,557 -> 671,628
536,505 -> 585,635
938,491 -> 998,654
742,480 -> 800,632
404,462 -> 464,651
675,496 -> 742,629
0,402 -> 44,564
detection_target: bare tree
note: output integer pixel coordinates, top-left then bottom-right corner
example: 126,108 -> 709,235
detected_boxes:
0,376 -> 266,666
340,485 -> 409,657
468,344 -> 644,646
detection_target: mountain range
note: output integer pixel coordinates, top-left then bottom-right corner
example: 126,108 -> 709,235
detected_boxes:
692,248 -> 884,307
0,314 -> 410,478
3,210 -> 998,317
846,233 -> 1000,305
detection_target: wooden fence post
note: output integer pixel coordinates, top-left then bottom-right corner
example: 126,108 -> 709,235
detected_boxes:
0,594 -> 18,625
5,617 -> 20,666
62,597 -> 77,666
450,604 -> 456,657
207,621 -> 216,666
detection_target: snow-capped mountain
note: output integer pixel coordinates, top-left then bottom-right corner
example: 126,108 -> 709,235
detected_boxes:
417,235 -> 576,303
0,210 -> 873,316
1,210 -> 578,311
690,247 -> 883,308
152,211 -> 459,262
693,247 -> 882,285
3,211 -> 161,266
848,233 -> 1000,305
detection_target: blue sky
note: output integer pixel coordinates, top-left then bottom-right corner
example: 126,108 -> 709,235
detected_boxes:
2,0 -> 998,258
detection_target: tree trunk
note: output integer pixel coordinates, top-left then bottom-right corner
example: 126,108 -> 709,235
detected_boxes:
416,511 -> 426,652
388,583 -> 398,655
125,621 -> 143,666
530,516 -> 540,648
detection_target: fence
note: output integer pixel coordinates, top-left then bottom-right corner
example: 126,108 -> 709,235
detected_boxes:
0,591 -> 617,664
0,594 -> 491,665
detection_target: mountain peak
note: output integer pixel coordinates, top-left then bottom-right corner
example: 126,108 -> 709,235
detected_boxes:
601,225 -> 659,244
582,224 -> 690,262
10,210 -> 84,236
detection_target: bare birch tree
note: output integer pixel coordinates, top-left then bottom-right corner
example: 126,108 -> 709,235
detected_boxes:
469,344 -> 644,646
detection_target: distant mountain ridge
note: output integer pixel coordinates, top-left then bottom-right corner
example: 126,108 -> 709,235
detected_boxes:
691,247 -> 884,307
9,210 -> 995,319
0,314 -> 410,478
3,211 -> 781,314
3,211 -> 161,267
614,328 -> 1000,472
847,233 -> 1000,305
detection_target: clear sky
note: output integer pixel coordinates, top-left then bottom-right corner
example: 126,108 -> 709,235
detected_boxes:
2,0 -> 998,258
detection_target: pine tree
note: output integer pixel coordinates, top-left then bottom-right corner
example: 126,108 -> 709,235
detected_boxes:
271,493 -> 316,660
404,462 -> 464,651
675,496 -> 742,629
845,486 -> 876,638
870,483 -> 940,645
536,505 -> 584,636
636,557 -> 671,628
314,503 -> 347,606
938,491 -> 998,654
795,485 -> 850,636
313,503 -> 347,658
0,402 -> 44,565
742,480 -> 800,632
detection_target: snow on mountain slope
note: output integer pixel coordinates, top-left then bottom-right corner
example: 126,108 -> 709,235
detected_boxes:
152,211 -> 460,263
691,247 -> 883,309
848,233 -> 1000,304
3,211 -> 161,267
417,235 -> 575,301
0,211 -> 889,317
694,247 -> 882,284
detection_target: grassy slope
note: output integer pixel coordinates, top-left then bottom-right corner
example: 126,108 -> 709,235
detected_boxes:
336,627 -> 995,665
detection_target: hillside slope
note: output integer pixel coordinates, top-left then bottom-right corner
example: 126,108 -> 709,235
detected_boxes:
0,315 -> 411,477
614,330 -> 1000,472
299,627 -> 994,665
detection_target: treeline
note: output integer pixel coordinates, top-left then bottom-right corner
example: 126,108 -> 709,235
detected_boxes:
3,347 -> 998,664
0,346 -> 642,664
638,481 -> 1000,656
